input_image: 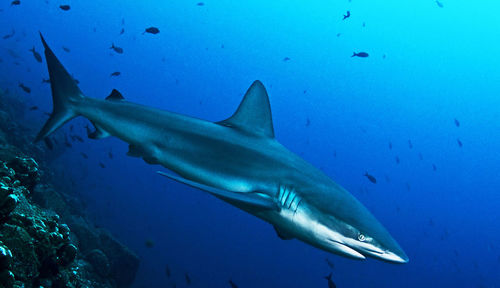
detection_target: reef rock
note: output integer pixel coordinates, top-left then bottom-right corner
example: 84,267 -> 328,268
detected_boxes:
0,89 -> 139,287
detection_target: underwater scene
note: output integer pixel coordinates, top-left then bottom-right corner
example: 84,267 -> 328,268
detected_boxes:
1,0 -> 499,287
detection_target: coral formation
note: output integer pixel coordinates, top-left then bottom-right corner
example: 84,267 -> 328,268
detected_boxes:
0,89 -> 139,287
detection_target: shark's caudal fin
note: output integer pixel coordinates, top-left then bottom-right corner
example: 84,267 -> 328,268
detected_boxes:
35,33 -> 84,141
217,80 -> 275,138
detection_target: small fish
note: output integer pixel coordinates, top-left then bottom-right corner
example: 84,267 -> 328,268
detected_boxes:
59,5 -> 70,11
351,51 -> 369,58
145,239 -> 155,248
432,164 -> 437,171
364,172 -> 377,184
196,2 -> 204,6
19,83 -> 31,93
343,11 -> 350,20
29,46 -> 42,63
384,174 -> 391,183
120,28 -> 125,35
325,258 -> 335,269
42,78 -> 51,84
408,139 -> 413,149
229,279 -> 238,288
143,27 -> 160,34
454,118 -> 460,127
283,57 -> 291,62
7,49 -> 20,58
80,152 -> 88,159
99,162 -> 106,168
336,33 -> 341,37
457,138 -> 463,148
395,156 -> 400,164
436,0 -> 444,8
185,273 -> 191,285
324,272 -> 337,288
362,22 -> 366,27
62,46 -> 71,52
110,43 -> 123,54
11,0 -> 20,6
108,150 -> 113,159
305,118 -> 310,127
165,265 -> 171,278
29,106 -> 38,110
43,137 -> 53,150
3,29 -> 15,39
110,71 -> 121,77
388,141 -> 392,150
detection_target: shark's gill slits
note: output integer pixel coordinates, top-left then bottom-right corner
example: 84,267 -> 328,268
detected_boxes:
277,185 -> 301,213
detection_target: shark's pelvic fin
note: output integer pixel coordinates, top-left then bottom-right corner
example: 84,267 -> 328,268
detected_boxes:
217,80 -> 275,138
36,33 -> 84,141
157,171 -> 278,210
127,145 -> 160,164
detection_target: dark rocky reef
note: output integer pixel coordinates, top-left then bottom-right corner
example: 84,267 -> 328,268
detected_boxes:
0,89 -> 139,287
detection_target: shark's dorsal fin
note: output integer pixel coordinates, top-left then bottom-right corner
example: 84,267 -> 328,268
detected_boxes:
217,80 -> 274,138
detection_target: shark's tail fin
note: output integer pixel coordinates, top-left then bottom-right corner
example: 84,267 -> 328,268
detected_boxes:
35,33 -> 84,142
324,272 -> 332,280
351,52 -> 357,57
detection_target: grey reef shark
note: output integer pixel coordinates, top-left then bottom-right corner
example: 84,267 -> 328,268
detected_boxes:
36,33 -> 408,264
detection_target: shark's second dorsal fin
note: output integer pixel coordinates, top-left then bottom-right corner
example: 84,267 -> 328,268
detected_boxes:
217,80 -> 274,138
105,89 -> 125,101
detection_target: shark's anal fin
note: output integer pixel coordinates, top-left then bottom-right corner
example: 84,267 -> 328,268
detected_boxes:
274,226 -> 294,240
157,171 -> 278,211
88,122 -> 110,139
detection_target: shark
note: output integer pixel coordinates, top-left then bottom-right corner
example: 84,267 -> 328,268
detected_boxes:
36,34 -> 408,263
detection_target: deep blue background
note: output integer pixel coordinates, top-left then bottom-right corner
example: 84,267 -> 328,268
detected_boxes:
1,1 -> 500,287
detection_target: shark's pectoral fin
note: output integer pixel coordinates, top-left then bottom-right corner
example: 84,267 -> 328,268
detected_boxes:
274,226 -> 294,240
157,171 -> 278,211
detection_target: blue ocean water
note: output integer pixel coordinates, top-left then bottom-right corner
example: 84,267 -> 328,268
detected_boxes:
1,0 -> 500,287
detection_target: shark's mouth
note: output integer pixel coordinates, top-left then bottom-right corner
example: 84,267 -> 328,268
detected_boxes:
326,238 -> 365,260
327,238 -> 408,263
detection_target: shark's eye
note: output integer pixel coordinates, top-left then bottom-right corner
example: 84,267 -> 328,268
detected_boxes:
358,233 -> 366,242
